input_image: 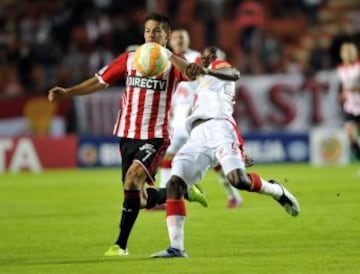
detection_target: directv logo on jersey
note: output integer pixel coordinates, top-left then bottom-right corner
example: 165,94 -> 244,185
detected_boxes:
127,76 -> 167,91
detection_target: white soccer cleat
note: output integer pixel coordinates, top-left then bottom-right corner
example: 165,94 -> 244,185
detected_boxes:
150,247 -> 188,258
269,180 -> 300,217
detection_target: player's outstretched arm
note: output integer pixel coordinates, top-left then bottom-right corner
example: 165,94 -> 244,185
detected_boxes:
161,46 -> 203,80
48,76 -> 107,103
203,67 -> 240,81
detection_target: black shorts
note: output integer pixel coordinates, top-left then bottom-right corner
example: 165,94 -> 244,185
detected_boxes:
119,138 -> 170,185
344,113 -> 360,123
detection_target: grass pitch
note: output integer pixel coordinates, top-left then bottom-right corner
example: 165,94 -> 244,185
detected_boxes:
1,163 -> 359,274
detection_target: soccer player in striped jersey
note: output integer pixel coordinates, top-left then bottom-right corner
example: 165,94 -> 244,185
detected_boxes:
150,46 -> 300,258
158,30 -> 243,209
337,42 -> 360,161
48,13 -> 206,257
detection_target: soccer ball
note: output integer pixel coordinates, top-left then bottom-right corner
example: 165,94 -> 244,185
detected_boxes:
133,42 -> 169,77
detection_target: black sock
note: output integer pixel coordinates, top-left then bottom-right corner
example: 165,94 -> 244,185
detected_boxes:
157,188 -> 167,205
351,143 -> 360,160
145,188 -> 160,209
115,190 -> 140,250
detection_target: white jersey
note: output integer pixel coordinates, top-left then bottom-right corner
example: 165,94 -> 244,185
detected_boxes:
169,48 -> 201,137
337,60 -> 360,115
186,59 -> 237,132
183,49 -> 201,63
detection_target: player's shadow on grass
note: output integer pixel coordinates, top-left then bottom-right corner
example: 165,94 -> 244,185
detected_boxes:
0,257 -> 145,266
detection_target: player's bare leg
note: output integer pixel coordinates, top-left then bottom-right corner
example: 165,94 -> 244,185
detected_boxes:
214,165 -> 243,208
344,121 -> 360,160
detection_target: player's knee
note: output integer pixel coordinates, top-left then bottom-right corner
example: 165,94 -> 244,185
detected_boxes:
167,175 -> 187,199
124,163 -> 146,190
227,169 -> 251,190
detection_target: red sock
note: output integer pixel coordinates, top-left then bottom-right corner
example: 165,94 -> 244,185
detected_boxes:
166,199 -> 186,217
248,172 -> 262,192
161,159 -> 172,168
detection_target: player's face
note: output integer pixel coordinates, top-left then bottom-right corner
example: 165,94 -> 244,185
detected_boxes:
144,20 -> 169,46
340,43 -> 358,64
201,48 -> 216,67
169,30 -> 190,54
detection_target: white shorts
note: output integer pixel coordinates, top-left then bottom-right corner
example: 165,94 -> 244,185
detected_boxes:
167,123 -> 190,154
167,135 -> 188,154
171,119 -> 245,188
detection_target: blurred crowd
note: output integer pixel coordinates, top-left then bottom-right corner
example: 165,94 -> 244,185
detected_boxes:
1,0 -> 360,98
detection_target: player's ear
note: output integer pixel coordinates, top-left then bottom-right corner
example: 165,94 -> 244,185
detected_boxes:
166,30 -> 171,42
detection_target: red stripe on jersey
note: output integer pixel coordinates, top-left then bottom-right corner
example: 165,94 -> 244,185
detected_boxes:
134,88 -> 147,139
98,52 -> 128,85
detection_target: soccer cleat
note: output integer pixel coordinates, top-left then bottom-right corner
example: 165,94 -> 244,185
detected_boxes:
103,244 -> 129,257
269,180 -> 300,217
150,247 -> 188,258
227,197 -> 243,209
187,184 -> 208,207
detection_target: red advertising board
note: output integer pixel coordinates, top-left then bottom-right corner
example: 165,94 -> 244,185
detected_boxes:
0,136 -> 77,172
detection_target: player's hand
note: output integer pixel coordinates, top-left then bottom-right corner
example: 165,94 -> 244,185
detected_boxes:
48,87 -> 68,103
185,63 -> 205,80
245,154 -> 255,168
338,91 -> 346,105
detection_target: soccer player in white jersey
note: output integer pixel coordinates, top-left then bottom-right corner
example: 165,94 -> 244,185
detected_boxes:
158,30 -> 243,209
337,42 -> 360,160
151,46 -> 300,258
47,13 -> 207,257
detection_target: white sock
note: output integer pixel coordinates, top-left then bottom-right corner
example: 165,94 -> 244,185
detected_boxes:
166,215 -> 185,251
259,178 -> 283,199
159,168 -> 171,189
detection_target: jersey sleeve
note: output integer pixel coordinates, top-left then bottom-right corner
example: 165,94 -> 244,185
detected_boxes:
210,59 -> 232,70
174,67 -> 189,82
95,52 -> 129,85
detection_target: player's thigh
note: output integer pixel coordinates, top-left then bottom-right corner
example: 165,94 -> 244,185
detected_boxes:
216,142 -> 245,176
171,142 -> 211,188
166,135 -> 188,154
121,138 -> 169,184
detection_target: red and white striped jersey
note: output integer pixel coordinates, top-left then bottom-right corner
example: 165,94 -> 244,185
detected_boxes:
96,51 -> 187,139
337,60 -> 360,115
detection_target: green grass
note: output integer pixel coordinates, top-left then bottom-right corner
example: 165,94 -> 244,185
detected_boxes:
1,164 -> 360,274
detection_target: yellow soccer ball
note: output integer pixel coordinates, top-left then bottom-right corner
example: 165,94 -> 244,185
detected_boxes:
134,42 -> 169,77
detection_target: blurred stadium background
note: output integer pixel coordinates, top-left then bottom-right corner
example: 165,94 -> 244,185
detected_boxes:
1,0 -> 360,171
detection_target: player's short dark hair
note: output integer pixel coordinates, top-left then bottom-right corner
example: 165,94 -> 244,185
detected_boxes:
145,12 -> 171,32
204,46 -> 226,59
206,46 -> 218,56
